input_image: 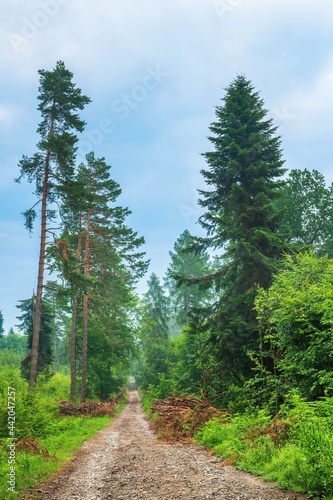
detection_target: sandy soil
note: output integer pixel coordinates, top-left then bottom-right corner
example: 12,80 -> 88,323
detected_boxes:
22,385 -> 309,500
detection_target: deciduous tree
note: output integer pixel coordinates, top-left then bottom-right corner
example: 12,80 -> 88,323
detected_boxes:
277,168 -> 333,256
255,252 -> 333,401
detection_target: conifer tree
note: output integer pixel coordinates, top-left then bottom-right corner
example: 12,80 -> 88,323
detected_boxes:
197,75 -> 286,383
137,273 -> 170,388
51,176 -> 90,401
165,230 -> 213,328
143,273 -> 169,340
75,152 -> 148,401
16,61 -> 91,386
17,297 -> 53,380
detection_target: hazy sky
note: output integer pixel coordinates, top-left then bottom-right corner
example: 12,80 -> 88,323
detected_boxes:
1,0 -> 333,331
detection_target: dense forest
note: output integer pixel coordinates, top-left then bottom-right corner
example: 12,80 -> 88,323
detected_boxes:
2,62 -> 333,498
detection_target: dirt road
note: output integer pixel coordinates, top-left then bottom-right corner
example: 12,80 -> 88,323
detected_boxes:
28,385 -> 308,499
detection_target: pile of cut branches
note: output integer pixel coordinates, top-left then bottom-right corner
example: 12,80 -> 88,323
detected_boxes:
151,395 -> 230,441
59,387 -> 127,417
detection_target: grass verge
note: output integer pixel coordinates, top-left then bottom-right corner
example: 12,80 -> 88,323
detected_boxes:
0,390 -> 128,498
0,416 -> 113,498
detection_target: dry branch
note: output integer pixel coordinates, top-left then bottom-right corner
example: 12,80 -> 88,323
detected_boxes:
151,395 -> 230,441
59,387 -> 127,417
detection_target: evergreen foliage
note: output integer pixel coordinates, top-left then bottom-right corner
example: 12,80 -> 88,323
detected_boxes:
165,230 -> 213,329
136,273 -> 170,389
0,310 -> 4,338
77,153 -> 147,400
16,61 -> 91,386
49,152 -> 148,400
168,324 -> 213,395
16,297 -> 53,380
196,75 -> 287,386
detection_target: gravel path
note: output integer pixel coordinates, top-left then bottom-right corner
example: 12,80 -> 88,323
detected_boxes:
25,385 -> 309,500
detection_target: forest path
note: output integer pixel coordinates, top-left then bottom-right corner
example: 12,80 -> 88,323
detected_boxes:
25,381 -> 308,500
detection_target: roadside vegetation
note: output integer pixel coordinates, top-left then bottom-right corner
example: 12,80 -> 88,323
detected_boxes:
197,393 -> 333,499
0,364 -> 127,497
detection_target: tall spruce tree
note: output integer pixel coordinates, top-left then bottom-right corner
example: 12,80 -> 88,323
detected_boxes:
143,273 -> 170,341
198,75 -> 286,384
16,61 -> 91,386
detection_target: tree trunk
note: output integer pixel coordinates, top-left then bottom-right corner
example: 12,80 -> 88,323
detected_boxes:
29,106 -> 55,387
185,285 -> 189,325
70,292 -> 78,402
185,254 -> 189,325
53,293 -> 57,373
81,211 -> 91,403
29,153 -> 51,387
81,294 -> 88,402
70,223 -> 83,403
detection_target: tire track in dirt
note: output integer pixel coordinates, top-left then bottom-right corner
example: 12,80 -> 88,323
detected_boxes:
25,383 -> 309,499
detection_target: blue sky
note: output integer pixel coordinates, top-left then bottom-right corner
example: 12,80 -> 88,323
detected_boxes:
1,0 -> 333,332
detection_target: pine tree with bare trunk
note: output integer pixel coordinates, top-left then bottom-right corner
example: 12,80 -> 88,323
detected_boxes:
16,61 -> 90,387
77,152 -> 148,401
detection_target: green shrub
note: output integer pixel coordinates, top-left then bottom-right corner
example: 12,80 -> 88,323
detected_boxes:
196,411 -> 272,465
237,434 -> 277,475
264,444 -> 307,493
40,372 -> 70,401
138,388 -> 156,417
284,394 -> 333,497
197,393 -> 333,498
